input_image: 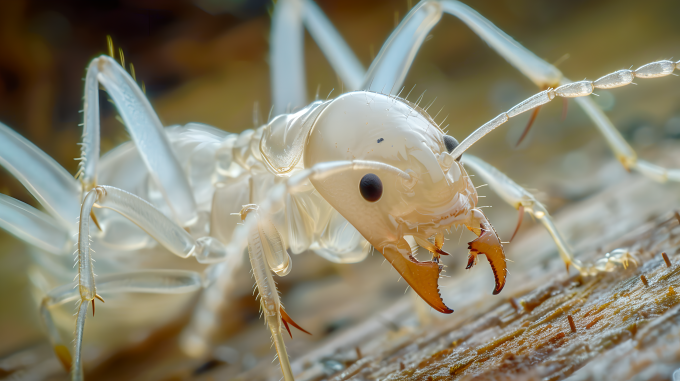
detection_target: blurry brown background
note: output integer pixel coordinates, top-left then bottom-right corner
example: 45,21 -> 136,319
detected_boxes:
1,0 -> 679,378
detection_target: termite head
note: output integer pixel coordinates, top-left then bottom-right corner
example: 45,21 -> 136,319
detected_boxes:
305,91 -> 476,245
304,91 -> 506,313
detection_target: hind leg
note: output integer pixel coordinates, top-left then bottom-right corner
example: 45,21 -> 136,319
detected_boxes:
79,55 -> 197,226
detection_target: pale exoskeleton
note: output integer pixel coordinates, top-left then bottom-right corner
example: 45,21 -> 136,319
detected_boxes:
0,0 -> 678,380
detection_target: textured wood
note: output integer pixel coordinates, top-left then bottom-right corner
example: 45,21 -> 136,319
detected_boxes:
224,151 -> 680,381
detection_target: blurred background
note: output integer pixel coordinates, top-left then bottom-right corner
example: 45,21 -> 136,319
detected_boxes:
1,0 -> 679,379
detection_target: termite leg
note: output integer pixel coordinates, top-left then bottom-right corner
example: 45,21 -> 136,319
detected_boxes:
0,122 -> 81,227
241,206 -> 294,381
463,154 -> 640,275
509,205 -> 525,243
80,56 -> 196,225
271,0 -> 364,114
0,193 -> 71,255
360,0 -> 680,183
40,270 -> 202,378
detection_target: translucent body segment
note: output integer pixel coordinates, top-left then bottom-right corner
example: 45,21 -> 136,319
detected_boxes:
271,0 -> 306,115
245,211 -> 281,316
593,70 -> 634,89
210,177 -> 250,243
506,89 -> 555,118
260,101 -> 327,174
634,60 -> 676,78
301,0 -> 364,90
286,191 -> 314,254
0,122 -> 80,227
215,135 -> 237,176
0,193 -> 70,254
440,1 -> 563,88
555,81 -> 593,97
362,1 -> 443,93
90,56 -> 197,226
258,211 -> 292,276
193,236 -> 232,264
312,210 -> 370,263
231,129 -> 255,169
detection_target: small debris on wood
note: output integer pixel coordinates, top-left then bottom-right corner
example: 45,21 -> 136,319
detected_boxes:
662,252 -> 672,268
567,315 -> 576,333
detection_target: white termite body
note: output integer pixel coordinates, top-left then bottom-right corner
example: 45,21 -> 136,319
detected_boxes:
1,0 -> 679,380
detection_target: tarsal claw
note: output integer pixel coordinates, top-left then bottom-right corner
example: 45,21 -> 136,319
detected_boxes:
466,209 -> 508,295
280,306 -> 311,338
381,238 -> 453,314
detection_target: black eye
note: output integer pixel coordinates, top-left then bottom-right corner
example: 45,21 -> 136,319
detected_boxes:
359,173 -> 383,202
443,135 -> 459,154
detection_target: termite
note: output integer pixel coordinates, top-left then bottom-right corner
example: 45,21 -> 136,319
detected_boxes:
0,0 -> 674,379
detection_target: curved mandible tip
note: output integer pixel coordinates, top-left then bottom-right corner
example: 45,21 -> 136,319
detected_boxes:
381,239 -> 453,314
466,210 -> 507,295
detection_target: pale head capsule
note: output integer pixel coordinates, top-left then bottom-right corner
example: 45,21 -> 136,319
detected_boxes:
303,91 -> 478,248
299,91 -> 505,312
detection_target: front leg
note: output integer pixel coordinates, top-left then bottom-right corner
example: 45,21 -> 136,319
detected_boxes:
464,208 -> 508,295
240,205 -> 308,381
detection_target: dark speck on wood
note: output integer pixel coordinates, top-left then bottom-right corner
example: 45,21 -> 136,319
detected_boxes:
377,138 -> 384,143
